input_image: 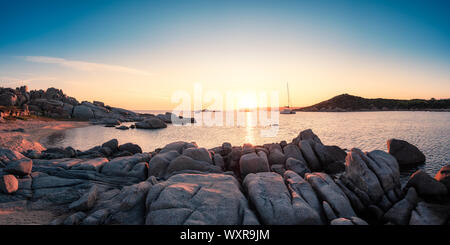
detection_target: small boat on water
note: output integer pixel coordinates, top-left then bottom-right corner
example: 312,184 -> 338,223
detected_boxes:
280,82 -> 296,114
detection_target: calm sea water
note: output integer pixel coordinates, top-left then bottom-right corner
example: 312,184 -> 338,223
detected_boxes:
42,111 -> 450,180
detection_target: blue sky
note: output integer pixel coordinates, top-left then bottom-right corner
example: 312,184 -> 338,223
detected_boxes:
0,0 -> 449,109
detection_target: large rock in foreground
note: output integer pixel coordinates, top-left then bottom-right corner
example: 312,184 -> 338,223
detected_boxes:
145,173 -> 259,225
387,139 -> 425,166
305,172 -> 356,220
244,172 -> 322,225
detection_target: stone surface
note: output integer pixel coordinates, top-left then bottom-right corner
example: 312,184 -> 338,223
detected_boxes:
146,173 -> 259,225
135,118 -> 167,129
69,185 -> 99,211
101,153 -> 151,177
387,139 -> 426,166
384,187 -> 418,225
285,157 -> 310,177
244,172 -> 322,225
406,170 -> 448,198
4,158 -> 33,176
435,165 -> 450,191
344,148 -> 384,203
409,202 -> 450,225
298,140 -> 321,171
118,143 -> 142,154
306,172 -> 356,219
239,151 -> 270,177
0,174 -> 19,194
147,150 -> 180,179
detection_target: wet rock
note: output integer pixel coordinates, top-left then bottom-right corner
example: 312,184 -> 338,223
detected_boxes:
406,170 -> 448,199
146,173 -> 258,225
387,139 -> 425,166
4,158 -> 32,176
115,125 -> 129,130
0,174 -> 19,194
298,140 -> 321,171
239,151 -> 270,177
306,172 -> 356,219
244,172 -> 322,225
384,187 -> 418,225
285,157 -> 310,177
118,143 -> 142,154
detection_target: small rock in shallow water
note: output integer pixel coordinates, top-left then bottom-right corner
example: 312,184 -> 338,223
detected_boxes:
118,143 -> 142,154
387,139 -> 425,166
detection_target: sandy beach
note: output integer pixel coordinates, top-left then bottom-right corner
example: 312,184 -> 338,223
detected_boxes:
0,119 -> 89,152
0,119 -> 89,224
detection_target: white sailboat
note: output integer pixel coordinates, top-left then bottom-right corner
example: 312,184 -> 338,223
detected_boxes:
280,82 -> 296,114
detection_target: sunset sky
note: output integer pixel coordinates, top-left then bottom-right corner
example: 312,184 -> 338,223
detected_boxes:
0,0 -> 449,110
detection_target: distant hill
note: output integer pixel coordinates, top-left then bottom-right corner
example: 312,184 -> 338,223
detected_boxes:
297,94 -> 450,112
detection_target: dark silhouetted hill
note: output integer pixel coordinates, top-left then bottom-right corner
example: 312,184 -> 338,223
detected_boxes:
297,94 -> 450,112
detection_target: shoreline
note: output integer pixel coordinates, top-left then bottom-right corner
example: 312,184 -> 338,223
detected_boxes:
0,119 -> 90,152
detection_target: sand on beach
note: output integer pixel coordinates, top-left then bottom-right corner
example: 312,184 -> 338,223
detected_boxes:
0,119 -> 89,224
0,200 -> 62,225
0,119 -> 89,152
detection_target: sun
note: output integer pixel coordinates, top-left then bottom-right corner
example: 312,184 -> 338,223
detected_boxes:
237,93 -> 258,110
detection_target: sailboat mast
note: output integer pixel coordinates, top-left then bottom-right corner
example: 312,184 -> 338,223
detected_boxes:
287,82 -> 290,108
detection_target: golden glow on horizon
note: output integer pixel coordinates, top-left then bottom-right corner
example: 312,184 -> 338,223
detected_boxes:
6,41 -> 450,111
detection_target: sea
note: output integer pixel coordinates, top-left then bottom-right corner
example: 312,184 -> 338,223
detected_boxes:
42,111 -> 450,181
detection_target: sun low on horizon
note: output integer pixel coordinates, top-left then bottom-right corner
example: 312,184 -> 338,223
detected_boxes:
0,0 -> 449,111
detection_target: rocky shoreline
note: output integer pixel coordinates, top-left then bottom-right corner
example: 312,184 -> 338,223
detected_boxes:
0,128 -> 449,225
0,86 -> 193,130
